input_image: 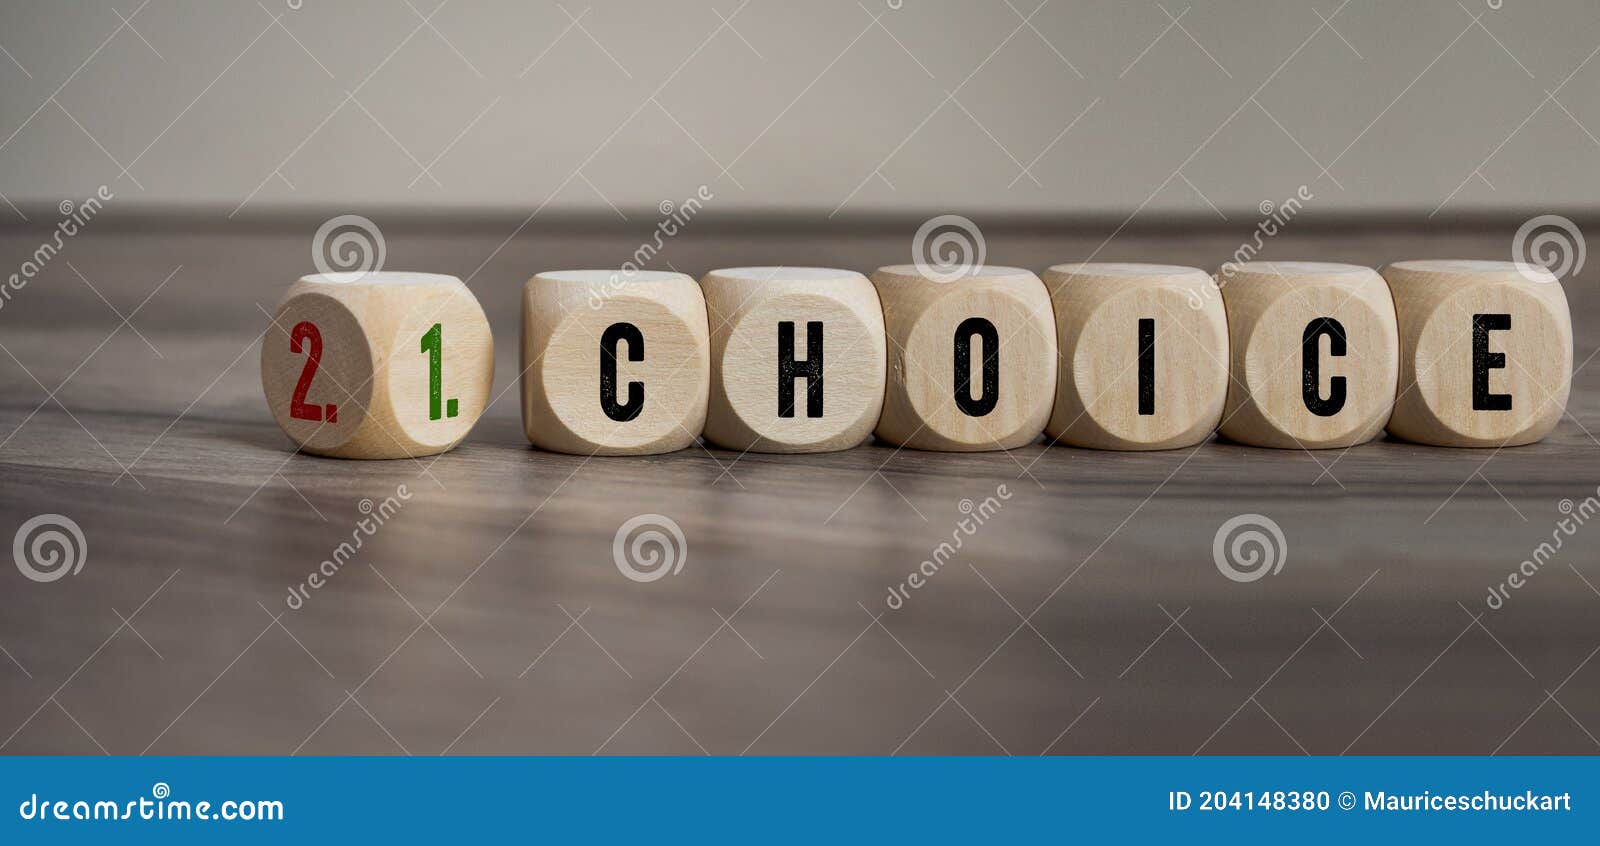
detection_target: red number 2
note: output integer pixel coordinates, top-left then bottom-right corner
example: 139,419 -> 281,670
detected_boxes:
288,321 -> 337,423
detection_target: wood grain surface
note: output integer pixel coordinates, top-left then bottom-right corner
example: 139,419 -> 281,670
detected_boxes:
0,214 -> 1596,756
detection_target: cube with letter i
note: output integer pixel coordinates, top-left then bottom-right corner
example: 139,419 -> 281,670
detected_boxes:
1044,263 -> 1228,450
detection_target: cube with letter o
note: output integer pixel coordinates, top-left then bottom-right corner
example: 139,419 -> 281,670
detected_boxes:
871,264 -> 1057,451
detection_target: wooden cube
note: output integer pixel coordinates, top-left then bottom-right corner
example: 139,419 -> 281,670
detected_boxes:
521,270 -> 709,455
871,264 -> 1056,451
1217,261 -> 1398,449
260,271 -> 494,459
701,267 -> 886,453
1043,263 -> 1228,450
1382,260 -> 1571,446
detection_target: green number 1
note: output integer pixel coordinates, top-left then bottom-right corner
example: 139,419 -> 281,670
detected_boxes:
420,322 -> 458,420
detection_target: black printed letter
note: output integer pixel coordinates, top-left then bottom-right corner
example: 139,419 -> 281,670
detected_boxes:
1472,313 -> 1512,411
954,317 -> 999,417
778,321 -> 824,418
1138,318 -> 1156,416
600,322 -> 644,422
1302,317 -> 1347,417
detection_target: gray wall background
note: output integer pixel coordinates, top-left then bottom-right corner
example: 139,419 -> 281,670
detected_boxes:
1,0 -> 1598,217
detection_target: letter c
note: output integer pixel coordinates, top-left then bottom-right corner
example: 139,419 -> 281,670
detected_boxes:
1302,317 -> 1347,416
600,322 -> 644,422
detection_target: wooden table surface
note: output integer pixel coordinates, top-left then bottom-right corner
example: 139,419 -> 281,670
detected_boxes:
1,214 -> 1597,756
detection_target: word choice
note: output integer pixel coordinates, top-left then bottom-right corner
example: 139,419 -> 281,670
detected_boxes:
260,260 -> 1572,459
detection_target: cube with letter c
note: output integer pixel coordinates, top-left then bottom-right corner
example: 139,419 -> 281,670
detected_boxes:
521,270 -> 709,455
1217,261 -> 1398,449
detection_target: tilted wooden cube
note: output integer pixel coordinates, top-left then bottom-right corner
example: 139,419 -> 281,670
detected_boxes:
1382,260 -> 1571,447
260,271 -> 494,459
1043,262 -> 1228,450
871,264 -> 1057,451
701,266 -> 886,453
521,270 -> 709,455
1217,261 -> 1398,449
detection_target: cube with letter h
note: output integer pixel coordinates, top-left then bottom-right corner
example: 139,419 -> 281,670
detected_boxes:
521,270 -> 709,455
701,267 -> 886,453
1382,260 -> 1571,446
